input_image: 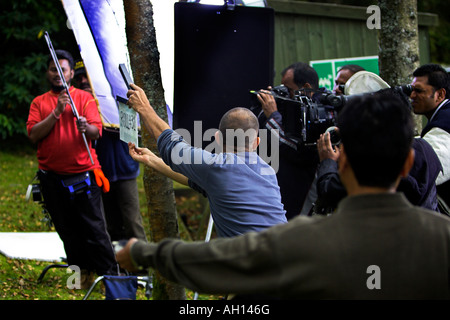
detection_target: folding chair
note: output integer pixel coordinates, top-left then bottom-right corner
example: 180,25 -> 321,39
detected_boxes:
83,274 -> 153,300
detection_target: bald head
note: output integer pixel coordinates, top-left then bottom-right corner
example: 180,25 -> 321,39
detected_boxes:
218,107 -> 259,152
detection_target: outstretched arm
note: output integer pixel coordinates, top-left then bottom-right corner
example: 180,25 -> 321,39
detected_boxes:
128,142 -> 189,186
127,83 -> 170,140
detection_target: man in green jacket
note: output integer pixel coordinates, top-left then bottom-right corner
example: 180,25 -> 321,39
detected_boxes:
117,91 -> 450,299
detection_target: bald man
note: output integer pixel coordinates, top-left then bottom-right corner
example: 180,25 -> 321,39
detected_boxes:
127,84 -> 287,238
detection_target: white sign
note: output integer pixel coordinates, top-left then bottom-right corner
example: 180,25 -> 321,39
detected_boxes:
118,98 -> 138,145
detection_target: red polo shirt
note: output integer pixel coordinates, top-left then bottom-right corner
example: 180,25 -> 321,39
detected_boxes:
27,86 -> 102,174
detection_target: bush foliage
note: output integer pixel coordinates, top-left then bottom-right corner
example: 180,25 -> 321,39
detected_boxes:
0,1 -> 79,139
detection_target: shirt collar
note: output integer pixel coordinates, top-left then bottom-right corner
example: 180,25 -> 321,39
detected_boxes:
335,192 -> 413,216
430,99 -> 449,122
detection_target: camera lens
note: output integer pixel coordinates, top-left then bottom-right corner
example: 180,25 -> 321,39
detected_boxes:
325,126 -> 341,145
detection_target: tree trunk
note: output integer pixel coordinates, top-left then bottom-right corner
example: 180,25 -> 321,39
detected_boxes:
123,0 -> 186,300
378,0 -> 423,133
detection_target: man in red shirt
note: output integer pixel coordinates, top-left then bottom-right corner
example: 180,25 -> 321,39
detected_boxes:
27,50 -> 118,288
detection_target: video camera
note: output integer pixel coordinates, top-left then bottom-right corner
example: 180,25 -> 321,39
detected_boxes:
251,83 -> 413,147
251,85 -> 341,146
315,84 -> 413,111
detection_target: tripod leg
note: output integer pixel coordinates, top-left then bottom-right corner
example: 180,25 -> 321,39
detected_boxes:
194,213 -> 214,300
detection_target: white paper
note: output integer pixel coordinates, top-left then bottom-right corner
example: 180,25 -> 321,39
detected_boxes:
119,101 -> 139,145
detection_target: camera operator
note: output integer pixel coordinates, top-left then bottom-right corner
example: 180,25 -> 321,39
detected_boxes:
314,88 -> 443,215
256,62 -> 329,220
333,64 -> 365,95
410,63 -> 450,209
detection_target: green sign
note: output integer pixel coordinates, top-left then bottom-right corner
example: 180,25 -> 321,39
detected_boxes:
310,56 -> 379,91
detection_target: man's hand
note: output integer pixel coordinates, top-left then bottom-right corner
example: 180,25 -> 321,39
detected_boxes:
257,88 -> 278,118
129,142 -> 190,186
116,238 -> 140,272
76,116 -> 88,133
125,83 -> 170,139
74,115 -> 99,140
56,90 -> 70,115
128,142 -> 156,165
127,83 -> 152,114
317,132 -> 340,162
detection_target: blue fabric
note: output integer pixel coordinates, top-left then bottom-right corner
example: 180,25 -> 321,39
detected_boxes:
103,275 -> 138,300
398,138 -> 442,211
95,129 -> 140,182
421,100 -> 450,136
158,129 -> 287,238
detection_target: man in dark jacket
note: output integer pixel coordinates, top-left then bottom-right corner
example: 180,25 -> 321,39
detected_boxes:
314,88 -> 443,215
117,91 -> 450,299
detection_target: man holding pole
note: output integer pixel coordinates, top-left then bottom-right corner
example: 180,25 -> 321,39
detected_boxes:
27,49 -> 118,288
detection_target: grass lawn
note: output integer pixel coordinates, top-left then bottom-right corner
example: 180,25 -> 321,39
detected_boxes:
0,140 -> 218,300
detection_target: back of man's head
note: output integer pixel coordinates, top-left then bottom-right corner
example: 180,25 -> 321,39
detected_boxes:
47,49 -> 75,70
338,90 -> 415,188
413,63 -> 450,99
283,62 -> 319,90
218,107 -> 259,152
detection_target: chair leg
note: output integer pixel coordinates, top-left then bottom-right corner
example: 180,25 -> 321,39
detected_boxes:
137,275 -> 153,300
82,276 -> 104,300
37,264 -> 69,283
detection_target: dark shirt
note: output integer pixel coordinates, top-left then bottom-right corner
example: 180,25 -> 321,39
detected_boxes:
315,138 -> 442,214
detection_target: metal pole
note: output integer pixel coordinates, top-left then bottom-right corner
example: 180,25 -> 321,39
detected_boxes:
193,213 -> 214,300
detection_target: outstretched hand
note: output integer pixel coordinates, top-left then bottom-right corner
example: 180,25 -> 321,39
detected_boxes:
116,238 -> 140,272
125,83 -> 171,139
128,142 -> 190,186
128,142 -> 157,165
126,83 -> 152,114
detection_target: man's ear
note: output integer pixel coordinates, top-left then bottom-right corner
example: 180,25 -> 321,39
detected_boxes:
337,144 -> 357,193
400,148 -> 415,178
252,136 -> 260,150
214,130 -> 222,145
337,144 -> 348,174
435,88 -> 446,105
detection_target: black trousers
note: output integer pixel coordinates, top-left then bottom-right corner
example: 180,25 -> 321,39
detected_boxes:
102,178 -> 147,242
38,170 -> 118,275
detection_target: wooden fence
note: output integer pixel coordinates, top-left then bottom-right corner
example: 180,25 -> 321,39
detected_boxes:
267,0 -> 439,85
